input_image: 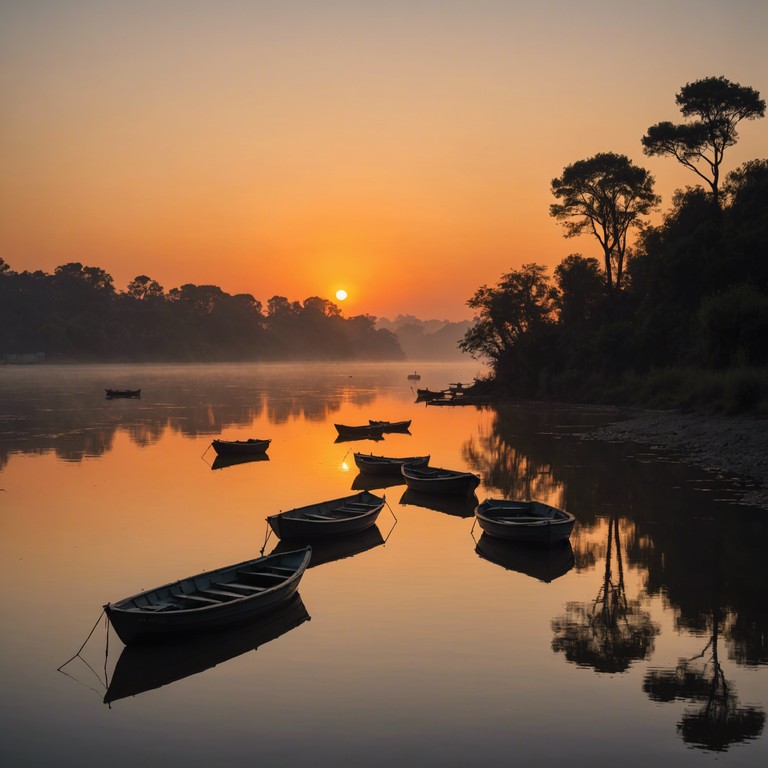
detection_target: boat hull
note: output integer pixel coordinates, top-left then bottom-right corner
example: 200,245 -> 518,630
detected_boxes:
401,466 -> 480,496
211,439 -> 271,457
105,548 -> 311,645
353,453 -> 429,476
334,424 -> 385,439
368,420 -> 412,433
475,500 -> 575,545
267,491 -> 385,541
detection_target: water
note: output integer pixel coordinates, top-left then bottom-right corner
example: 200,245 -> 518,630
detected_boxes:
1,362 -> 766,767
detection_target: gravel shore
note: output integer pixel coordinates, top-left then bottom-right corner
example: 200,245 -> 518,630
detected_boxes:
584,410 -> 768,510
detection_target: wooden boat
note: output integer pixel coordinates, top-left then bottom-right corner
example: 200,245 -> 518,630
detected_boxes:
368,419 -> 412,433
475,534 -> 574,582
416,388 -> 444,401
104,547 -> 311,645
104,595 -> 310,703
211,438 -> 271,457
267,491 -> 385,541
406,371 -> 421,381
475,499 -> 576,545
353,452 -> 429,475
105,388 -> 141,398
334,423 -> 385,440
401,464 -> 480,496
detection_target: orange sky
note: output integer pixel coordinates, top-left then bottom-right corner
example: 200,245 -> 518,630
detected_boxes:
1,1 -> 766,320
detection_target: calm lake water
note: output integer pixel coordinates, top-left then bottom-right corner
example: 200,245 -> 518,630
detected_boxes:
1,362 -> 766,767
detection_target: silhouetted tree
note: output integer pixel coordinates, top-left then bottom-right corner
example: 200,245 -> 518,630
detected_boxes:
550,153 -> 659,293
642,76 -> 765,208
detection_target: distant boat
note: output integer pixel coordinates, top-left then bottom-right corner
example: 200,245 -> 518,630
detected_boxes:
104,595 -> 310,703
334,423 -> 386,440
105,388 -> 141,398
475,499 -> 576,545
368,419 -> 412,433
416,388 -> 444,401
267,491 -> 385,541
406,371 -> 421,381
475,534 -> 575,582
104,547 -> 311,645
401,464 -> 480,496
354,452 -> 429,475
211,438 -> 271,457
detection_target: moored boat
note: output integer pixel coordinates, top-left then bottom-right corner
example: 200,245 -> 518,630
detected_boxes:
105,388 -> 141,398
401,464 -> 480,496
105,595 -> 310,703
415,388 -> 444,401
267,491 -> 385,541
334,423 -> 385,440
104,547 -> 311,645
353,452 -> 429,475
211,438 -> 271,457
475,499 -> 576,545
368,419 -> 412,433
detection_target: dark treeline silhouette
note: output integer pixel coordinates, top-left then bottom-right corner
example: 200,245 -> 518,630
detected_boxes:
461,76 -> 767,412
0,262 -> 403,362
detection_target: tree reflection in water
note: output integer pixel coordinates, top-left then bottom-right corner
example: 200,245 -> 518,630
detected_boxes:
551,513 -> 659,673
643,607 -> 765,751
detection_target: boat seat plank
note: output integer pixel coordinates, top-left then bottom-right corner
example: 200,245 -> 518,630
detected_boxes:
179,594 -> 222,605
218,582 -> 266,592
201,588 -> 245,599
304,512 -> 339,520
237,569 -> 286,581
493,516 -> 550,523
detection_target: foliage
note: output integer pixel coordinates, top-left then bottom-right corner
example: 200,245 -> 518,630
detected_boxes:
550,152 -> 659,293
642,76 -> 765,207
0,262 -> 403,362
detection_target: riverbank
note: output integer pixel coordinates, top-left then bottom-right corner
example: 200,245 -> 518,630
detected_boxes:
583,409 -> 768,510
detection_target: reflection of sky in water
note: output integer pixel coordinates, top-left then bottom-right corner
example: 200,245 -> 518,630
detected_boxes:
1,362 -> 766,766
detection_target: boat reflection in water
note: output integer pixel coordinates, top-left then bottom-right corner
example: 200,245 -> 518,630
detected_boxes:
399,489 -> 478,518
270,525 -> 386,569
210,453 -> 270,471
104,595 -> 310,704
350,472 -> 405,492
474,533 -> 574,583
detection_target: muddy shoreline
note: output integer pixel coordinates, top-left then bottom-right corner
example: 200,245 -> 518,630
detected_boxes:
582,409 -> 768,510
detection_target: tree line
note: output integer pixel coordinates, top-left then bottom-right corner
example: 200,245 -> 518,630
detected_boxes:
461,76 -> 767,412
0,263 -> 403,361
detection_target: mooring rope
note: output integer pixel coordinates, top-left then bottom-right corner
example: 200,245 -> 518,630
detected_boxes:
57,609 -> 106,671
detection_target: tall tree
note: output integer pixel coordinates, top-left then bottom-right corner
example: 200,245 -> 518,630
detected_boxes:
550,153 -> 659,294
642,76 -> 765,208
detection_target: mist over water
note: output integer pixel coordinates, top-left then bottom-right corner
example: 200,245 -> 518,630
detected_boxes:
1,362 -> 766,767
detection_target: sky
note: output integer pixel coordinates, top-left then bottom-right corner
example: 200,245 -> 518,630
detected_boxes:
1,1 -> 766,320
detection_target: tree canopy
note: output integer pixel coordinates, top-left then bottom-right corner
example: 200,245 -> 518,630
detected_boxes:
642,76 -> 765,208
550,153 -> 659,294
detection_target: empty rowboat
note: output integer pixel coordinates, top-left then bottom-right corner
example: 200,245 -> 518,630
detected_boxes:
353,452 -> 429,475
267,491 -> 385,541
474,499 -> 575,545
401,464 -> 480,496
334,423 -> 385,440
105,388 -> 141,398
211,438 -> 271,457
104,547 -> 311,645
368,419 -> 412,433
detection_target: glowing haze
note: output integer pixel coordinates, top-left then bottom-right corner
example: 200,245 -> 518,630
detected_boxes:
1,1 -> 766,320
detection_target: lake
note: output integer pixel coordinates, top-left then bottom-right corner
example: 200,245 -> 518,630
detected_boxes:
1,362 -> 766,767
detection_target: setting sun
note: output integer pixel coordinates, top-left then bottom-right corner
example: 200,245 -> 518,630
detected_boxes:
335,289 -> 348,301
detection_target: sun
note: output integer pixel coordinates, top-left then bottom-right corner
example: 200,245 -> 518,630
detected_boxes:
335,289 -> 348,301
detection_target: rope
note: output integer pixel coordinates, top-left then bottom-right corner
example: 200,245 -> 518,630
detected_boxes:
57,609 -> 106,671
260,523 -> 273,555
384,497 -> 397,523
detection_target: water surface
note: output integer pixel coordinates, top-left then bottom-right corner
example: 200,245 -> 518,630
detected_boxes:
1,363 -> 766,766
